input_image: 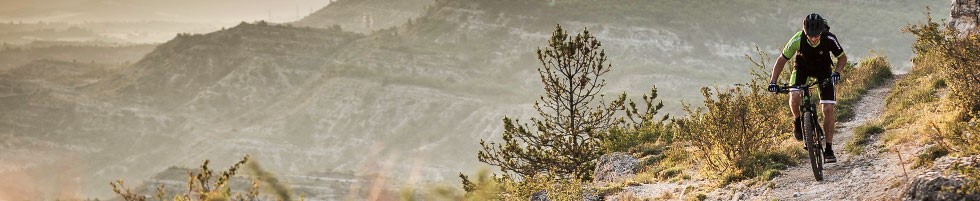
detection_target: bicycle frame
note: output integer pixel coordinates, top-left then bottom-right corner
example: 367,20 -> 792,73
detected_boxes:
778,79 -> 831,181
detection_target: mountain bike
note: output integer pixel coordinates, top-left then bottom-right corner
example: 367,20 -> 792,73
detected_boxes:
777,79 -> 832,181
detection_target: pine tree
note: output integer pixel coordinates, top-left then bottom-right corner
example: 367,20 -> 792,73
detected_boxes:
478,25 -> 626,180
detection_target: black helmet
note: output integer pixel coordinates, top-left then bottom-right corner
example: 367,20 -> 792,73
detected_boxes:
803,13 -> 827,37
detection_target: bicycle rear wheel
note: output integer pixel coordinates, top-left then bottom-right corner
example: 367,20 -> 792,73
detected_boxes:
803,112 -> 824,181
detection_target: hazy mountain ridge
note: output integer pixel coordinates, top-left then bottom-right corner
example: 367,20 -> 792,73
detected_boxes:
0,0 -> 329,23
293,0 -> 434,33
111,22 -> 363,112
1,19 -> 530,199
0,43 -> 155,71
0,21 -> 228,44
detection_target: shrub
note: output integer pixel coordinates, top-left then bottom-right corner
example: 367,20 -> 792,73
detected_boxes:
675,85 -> 782,180
674,50 -> 794,182
904,14 -> 980,121
902,11 -> 980,156
109,155 -> 296,201
457,170 -> 586,201
501,173 -> 586,200
457,169 -> 505,200
602,87 -> 672,154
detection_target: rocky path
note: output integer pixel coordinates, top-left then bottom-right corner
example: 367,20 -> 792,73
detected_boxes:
708,76 -> 926,200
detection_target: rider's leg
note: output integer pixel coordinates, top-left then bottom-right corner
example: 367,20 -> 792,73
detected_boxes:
821,103 -> 835,143
789,69 -> 805,141
821,102 -> 838,163
790,91 -> 802,118
789,69 -> 803,118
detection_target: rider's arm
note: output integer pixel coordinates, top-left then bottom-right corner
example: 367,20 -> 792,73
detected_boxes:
770,56 -> 788,84
835,53 -> 847,72
827,32 -> 846,72
771,31 -> 802,83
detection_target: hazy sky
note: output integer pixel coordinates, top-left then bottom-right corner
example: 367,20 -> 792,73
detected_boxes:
0,0 -> 334,23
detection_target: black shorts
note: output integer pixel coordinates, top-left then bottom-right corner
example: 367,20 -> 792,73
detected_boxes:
790,68 -> 836,104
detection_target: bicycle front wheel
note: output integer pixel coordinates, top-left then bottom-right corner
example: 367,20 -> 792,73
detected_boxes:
803,112 -> 824,181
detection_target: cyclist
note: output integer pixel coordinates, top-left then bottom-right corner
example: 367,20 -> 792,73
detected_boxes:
767,13 -> 846,163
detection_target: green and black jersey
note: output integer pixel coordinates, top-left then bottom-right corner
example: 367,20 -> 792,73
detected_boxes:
782,30 -> 845,72
781,30 -> 845,103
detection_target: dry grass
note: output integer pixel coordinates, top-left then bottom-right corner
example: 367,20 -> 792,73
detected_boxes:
845,121 -> 885,155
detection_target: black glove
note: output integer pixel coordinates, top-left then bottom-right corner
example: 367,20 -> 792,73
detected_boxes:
768,82 -> 779,93
831,71 -> 841,84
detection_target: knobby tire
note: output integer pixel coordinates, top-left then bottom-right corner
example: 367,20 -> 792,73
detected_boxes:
803,112 -> 824,181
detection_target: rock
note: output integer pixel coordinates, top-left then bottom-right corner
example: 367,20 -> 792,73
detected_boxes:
731,192 -> 744,201
851,168 -> 863,177
949,0 -> 980,34
530,190 -> 549,201
903,156 -> 980,201
593,152 -> 639,183
582,188 -> 601,201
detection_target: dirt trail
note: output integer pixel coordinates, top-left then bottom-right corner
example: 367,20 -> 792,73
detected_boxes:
707,76 -> 925,200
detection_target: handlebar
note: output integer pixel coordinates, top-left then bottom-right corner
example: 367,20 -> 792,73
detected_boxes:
775,79 -> 833,94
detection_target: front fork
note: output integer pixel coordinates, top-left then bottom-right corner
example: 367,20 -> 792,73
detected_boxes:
803,104 -> 826,146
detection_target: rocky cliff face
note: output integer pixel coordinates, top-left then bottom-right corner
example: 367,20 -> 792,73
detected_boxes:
950,0 -> 980,34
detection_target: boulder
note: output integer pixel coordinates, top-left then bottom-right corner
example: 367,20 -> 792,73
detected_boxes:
593,152 -> 639,183
903,155 -> 980,201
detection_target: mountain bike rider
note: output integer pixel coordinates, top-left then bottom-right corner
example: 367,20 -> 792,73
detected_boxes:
767,13 -> 846,163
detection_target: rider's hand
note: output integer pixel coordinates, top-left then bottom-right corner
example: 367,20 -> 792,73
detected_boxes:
831,71 -> 841,84
768,82 -> 779,93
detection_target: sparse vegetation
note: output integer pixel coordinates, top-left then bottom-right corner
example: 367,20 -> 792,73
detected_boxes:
109,155 -> 302,201
913,145 -> 950,169
633,142 -> 691,184
845,122 -> 885,155
946,160 -> 980,195
455,169 -> 587,201
835,55 -> 895,121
